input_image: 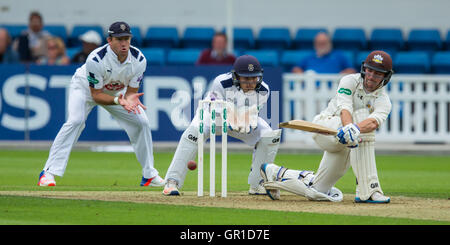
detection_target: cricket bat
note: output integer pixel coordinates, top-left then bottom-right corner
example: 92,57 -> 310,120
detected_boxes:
279,120 -> 337,135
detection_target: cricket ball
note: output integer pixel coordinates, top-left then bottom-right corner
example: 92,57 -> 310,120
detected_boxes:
187,160 -> 197,170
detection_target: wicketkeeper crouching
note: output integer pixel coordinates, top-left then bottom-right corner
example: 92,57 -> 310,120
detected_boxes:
163,55 -> 281,196
261,51 -> 393,203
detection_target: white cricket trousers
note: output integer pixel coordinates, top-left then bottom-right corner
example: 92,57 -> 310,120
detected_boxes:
43,80 -> 159,179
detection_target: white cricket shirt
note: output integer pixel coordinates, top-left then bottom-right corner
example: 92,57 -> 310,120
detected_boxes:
73,44 -> 147,97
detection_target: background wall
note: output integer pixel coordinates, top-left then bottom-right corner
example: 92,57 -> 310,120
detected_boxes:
0,0 -> 449,38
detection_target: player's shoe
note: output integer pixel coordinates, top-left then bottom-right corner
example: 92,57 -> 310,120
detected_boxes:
140,175 -> 165,187
248,180 -> 268,195
37,170 -> 56,186
355,192 -> 390,203
162,179 -> 180,196
260,163 -> 287,200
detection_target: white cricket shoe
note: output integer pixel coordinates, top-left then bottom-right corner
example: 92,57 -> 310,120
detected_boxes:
355,191 -> 390,203
162,179 -> 180,196
38,171 -> 56,186
249,182 -> 267,195
140,175 -> 165,187
260,163 -> 286,200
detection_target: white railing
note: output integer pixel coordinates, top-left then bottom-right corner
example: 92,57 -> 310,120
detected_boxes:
282,72 -> 450,143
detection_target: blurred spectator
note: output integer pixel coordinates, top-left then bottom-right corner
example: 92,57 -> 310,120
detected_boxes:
292,32 -> 356,74
37,37 -> 70,65
0,28 -> 20,63
15,11 -> 51,62
71,30 -> 102,63
197,32 -> 236,65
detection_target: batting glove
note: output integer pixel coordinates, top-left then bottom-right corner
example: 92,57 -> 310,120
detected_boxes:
336,127 -> 348,145
343,123 -> 360,142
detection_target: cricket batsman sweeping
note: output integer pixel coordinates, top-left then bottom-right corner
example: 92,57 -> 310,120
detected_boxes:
163,55 -> 281,196
261,50 -> 393,203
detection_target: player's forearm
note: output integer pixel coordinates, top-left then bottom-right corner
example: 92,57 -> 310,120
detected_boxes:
92,92 -> 117,105
89,87 -> 118,105
356,118 -> 379,133
340,109 -> 378,133
340,109 -> 353,126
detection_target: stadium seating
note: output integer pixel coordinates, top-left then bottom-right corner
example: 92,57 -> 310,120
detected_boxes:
3,23 -> 450,74
292,28 -> 328,50
181,27 -> 215,49
256,27 -> 291,50
44,25 -> 68,44
167,49 -> 201,65
332,28 -> 367,52
68,25 -> 104,47
242,50 -> 279,67
354,51 -> 372,70
394,51 -> 430,73
280,50 -> 314,71
144,26 -> 179,49
1,24 -> 27,39
130,26 -> 143,47
407,29 -> 442,51
141,48 -> 165,66
369,28 -> 404,53
431,51 -> 450,74
224,27 -> 255,51
66,47 -> 80,60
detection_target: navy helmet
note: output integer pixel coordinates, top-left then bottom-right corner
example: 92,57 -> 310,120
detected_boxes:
231,55 -> 264,91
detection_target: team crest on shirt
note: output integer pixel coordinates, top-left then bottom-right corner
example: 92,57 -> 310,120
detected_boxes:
105,81 -> 125,91
248,64 -> 254,71
372,54 -> 383,64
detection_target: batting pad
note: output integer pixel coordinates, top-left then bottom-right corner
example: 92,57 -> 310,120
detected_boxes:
350,141 -> 383,201
249,129 -> 281,188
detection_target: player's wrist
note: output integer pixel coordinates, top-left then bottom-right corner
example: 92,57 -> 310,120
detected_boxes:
113,96 -> 120,105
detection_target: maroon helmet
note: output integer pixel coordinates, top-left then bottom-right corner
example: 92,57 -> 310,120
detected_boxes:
360,50 -> 394,86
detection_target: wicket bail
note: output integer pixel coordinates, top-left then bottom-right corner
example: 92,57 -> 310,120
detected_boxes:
197,99 -> 228,197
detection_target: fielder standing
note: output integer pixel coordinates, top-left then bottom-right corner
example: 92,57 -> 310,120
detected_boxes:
262,51 -> 393,203
38,21 -> 165,187
163,55 -> 281,196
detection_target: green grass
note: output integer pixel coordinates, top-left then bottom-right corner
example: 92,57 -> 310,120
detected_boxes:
0,150 -> 449,225
0,196 -> 445,225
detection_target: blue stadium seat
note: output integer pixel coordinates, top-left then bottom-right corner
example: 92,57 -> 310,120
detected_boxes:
394,51 -> 430,74
355,51 -> 372,69
340,50 -> 354,69
224,27 -> 254,51
407,29 -> 442,51
44,25 -> 68,44
182,27 -> 215,49
256,27 -> 291,50
445,30 -> 450,50
140,48 -> 165,66
431,51 -> 450,74
167,49 -> 201,65
332,28 -> 367,52
1,24 -> 27,40
293,28 -> 328,50
66,47 -> 80,60
369,28 -> 404,53
130,26 -> 143,47
280,50 -> 314,71
69,25 -> 104,47
144,26 -> 179,49
241,50 -> 279,67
